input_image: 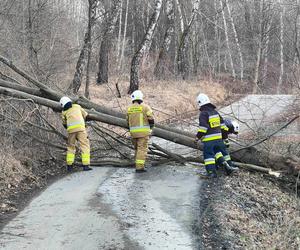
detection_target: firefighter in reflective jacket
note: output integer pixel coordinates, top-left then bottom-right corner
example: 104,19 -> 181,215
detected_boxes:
195,94 -> 238,178
127,90 -> 154,173
60,96 -> 92,172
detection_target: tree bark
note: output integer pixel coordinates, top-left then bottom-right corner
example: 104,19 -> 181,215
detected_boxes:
225,0 -> 243,80
71,0 -> 99,93
154,0 -> 175,79
96,0 -> 122,84
278,2 -> 284,94
118,0 -> 129,72
0,84 -> 299,174
128,0 -> 163,94
220,0 -> 236,79
253,0 -> 264,94
177,0 -> 200,80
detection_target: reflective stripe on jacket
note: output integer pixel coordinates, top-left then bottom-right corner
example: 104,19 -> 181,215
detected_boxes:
196,104 -> 228,142
62,104 -> 88,133
126,103 -> 154,138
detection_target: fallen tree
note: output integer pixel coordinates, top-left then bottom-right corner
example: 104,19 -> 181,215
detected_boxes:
0,55 -> 299,174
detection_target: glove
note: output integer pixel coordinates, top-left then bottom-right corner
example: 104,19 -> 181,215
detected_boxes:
194,137 -> 200,146
224,139 -> 230,148
63,124 -> 67,129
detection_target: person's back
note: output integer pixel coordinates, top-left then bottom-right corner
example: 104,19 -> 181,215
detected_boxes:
126,90 -> 154,173
195,93 -> 238,178
62,104 -> 86,133
60,97 -> 92,172
198,103 -> 223,142
127,102 -> 152,138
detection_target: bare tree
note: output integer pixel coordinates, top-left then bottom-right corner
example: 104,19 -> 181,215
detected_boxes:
154,0 -> 175,79
220,0 -> 236,80
177,0 -> 200,80
71,0 -> 99,94
118,0 -> 129,72
278,1 -> 285,93
96,0 -> 122,84
128,0 -> 162,93
225,0 -> 244,81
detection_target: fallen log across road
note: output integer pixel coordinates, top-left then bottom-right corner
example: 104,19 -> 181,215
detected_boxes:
0,84 -> 299,175
0,53 -> 299,174
0,85 -> 198,149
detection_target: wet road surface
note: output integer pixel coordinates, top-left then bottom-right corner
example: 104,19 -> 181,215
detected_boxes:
0,165 -> 203,249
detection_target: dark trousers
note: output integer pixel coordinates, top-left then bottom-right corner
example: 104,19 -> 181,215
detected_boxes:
203,140 -> 229,173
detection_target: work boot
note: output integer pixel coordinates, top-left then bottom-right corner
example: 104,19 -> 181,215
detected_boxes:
222,161 -> 238,175
83,165 -> 93,171
67,165 -> 73,172
135,168 -> 147,173
198,170 -> 217,179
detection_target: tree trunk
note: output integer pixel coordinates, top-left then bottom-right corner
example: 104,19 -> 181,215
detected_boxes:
220,0 -> 236,79
0,83 -> 299,174
278,2 -> 284,94
118,0 -> 129,72
154,0 -> 175,79
85,42 -> 92,99
225,0 -> 243,80
128,0 -> 163,94
175,0 -> 184,34
71,0 -> 98,93
253,0 -> 264,94
97,0 -> 122,84
177,0 -> 200,80
116,0 -> 123,62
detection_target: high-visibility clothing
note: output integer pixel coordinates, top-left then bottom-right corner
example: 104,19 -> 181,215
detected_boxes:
66,130 -> 90,166
196,103 -> 230,174
132,136 -> 149,170
62,104 -> 90,166
126,103 -> 154,138
62,104 -> 88,134
203,140 -> 228,173
196,104 -> 228,142
127,102 -> 154,170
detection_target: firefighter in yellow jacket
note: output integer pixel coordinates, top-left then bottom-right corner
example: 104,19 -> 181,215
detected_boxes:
60,96 -> 92,172
127,90 -> 154,173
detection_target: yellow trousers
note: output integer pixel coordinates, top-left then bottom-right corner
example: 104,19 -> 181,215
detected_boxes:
132,136 -> 149,170
66,130 -> 90,166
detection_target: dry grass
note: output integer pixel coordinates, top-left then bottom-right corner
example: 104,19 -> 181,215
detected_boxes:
0,145 -> 35,197
212,172 -> 300,249
0,137 -> 52,214
79,78 -> 227,122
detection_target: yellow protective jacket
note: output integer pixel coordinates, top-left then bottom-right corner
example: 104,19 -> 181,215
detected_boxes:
126,103 -> 154,138
61,104 -> 88,133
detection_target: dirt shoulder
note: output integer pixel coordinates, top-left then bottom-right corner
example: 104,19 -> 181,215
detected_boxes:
199,171 -> 300,249
0,158 -> 65,230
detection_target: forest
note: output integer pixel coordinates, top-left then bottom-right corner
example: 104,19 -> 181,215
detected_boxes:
0,0 -> 299,249
1,0 -> 299,94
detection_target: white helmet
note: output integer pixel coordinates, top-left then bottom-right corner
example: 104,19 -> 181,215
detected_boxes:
131,90 -> 143,102
231,120 -> 239,134
196,93 -> 210,107
59,96 -> 72,107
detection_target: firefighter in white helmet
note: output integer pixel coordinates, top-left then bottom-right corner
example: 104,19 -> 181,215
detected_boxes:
60,96 -> 92,171
126,90 -> 154,172
195,93 -> 238,178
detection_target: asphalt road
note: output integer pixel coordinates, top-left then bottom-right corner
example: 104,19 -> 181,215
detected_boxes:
0,165 -> 203,250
